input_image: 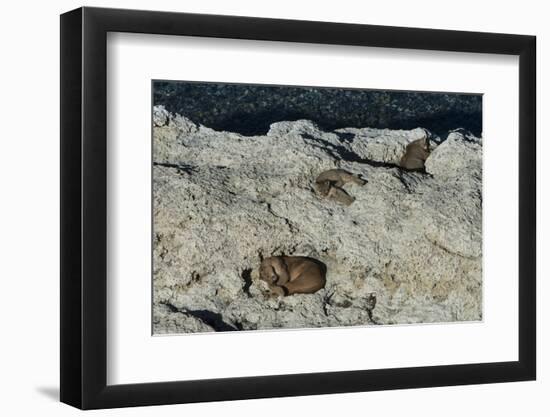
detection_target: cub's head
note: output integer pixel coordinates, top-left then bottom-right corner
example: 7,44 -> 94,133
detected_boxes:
259,260 -> 278,285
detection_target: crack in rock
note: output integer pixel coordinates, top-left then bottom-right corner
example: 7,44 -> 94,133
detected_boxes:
161,302 -> 240,332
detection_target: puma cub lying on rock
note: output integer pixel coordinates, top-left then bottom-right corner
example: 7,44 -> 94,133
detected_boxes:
314,169 -> 366,206
259,256 -> 326,296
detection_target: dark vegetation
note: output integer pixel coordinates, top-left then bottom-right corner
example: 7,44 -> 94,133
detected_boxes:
153,81 -> 482,137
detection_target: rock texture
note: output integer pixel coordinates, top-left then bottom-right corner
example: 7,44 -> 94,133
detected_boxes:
152,105 -> 482,334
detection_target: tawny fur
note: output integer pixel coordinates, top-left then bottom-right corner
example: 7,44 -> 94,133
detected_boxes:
314,169 -> 366,206
259,256 -> 326,296
399,137 -> 431,171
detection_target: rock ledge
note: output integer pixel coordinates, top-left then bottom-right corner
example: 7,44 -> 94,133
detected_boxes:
152,106 -> 482,333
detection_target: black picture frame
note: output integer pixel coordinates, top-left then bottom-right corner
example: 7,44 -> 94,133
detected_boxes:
60,6 -> 536,410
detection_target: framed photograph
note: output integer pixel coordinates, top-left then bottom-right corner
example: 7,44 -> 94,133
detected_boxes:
60,6 -> 536,409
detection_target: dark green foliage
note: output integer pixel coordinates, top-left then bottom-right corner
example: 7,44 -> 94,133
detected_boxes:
153,81 -> 482,137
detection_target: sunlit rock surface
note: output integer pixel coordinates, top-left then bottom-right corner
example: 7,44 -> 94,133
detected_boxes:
152,106 -> 482,334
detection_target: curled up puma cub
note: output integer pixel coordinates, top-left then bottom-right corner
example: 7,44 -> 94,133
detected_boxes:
259,256 -> 326,296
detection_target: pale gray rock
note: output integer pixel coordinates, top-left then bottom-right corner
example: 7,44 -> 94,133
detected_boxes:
152,105 -> 169,127
152,106 -> 482,333
335,126 -> 438,165
153,304 -> 215,334
425,130 -> 482,180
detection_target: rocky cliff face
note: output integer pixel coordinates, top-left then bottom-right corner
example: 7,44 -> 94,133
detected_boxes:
152,106 -> 482,334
